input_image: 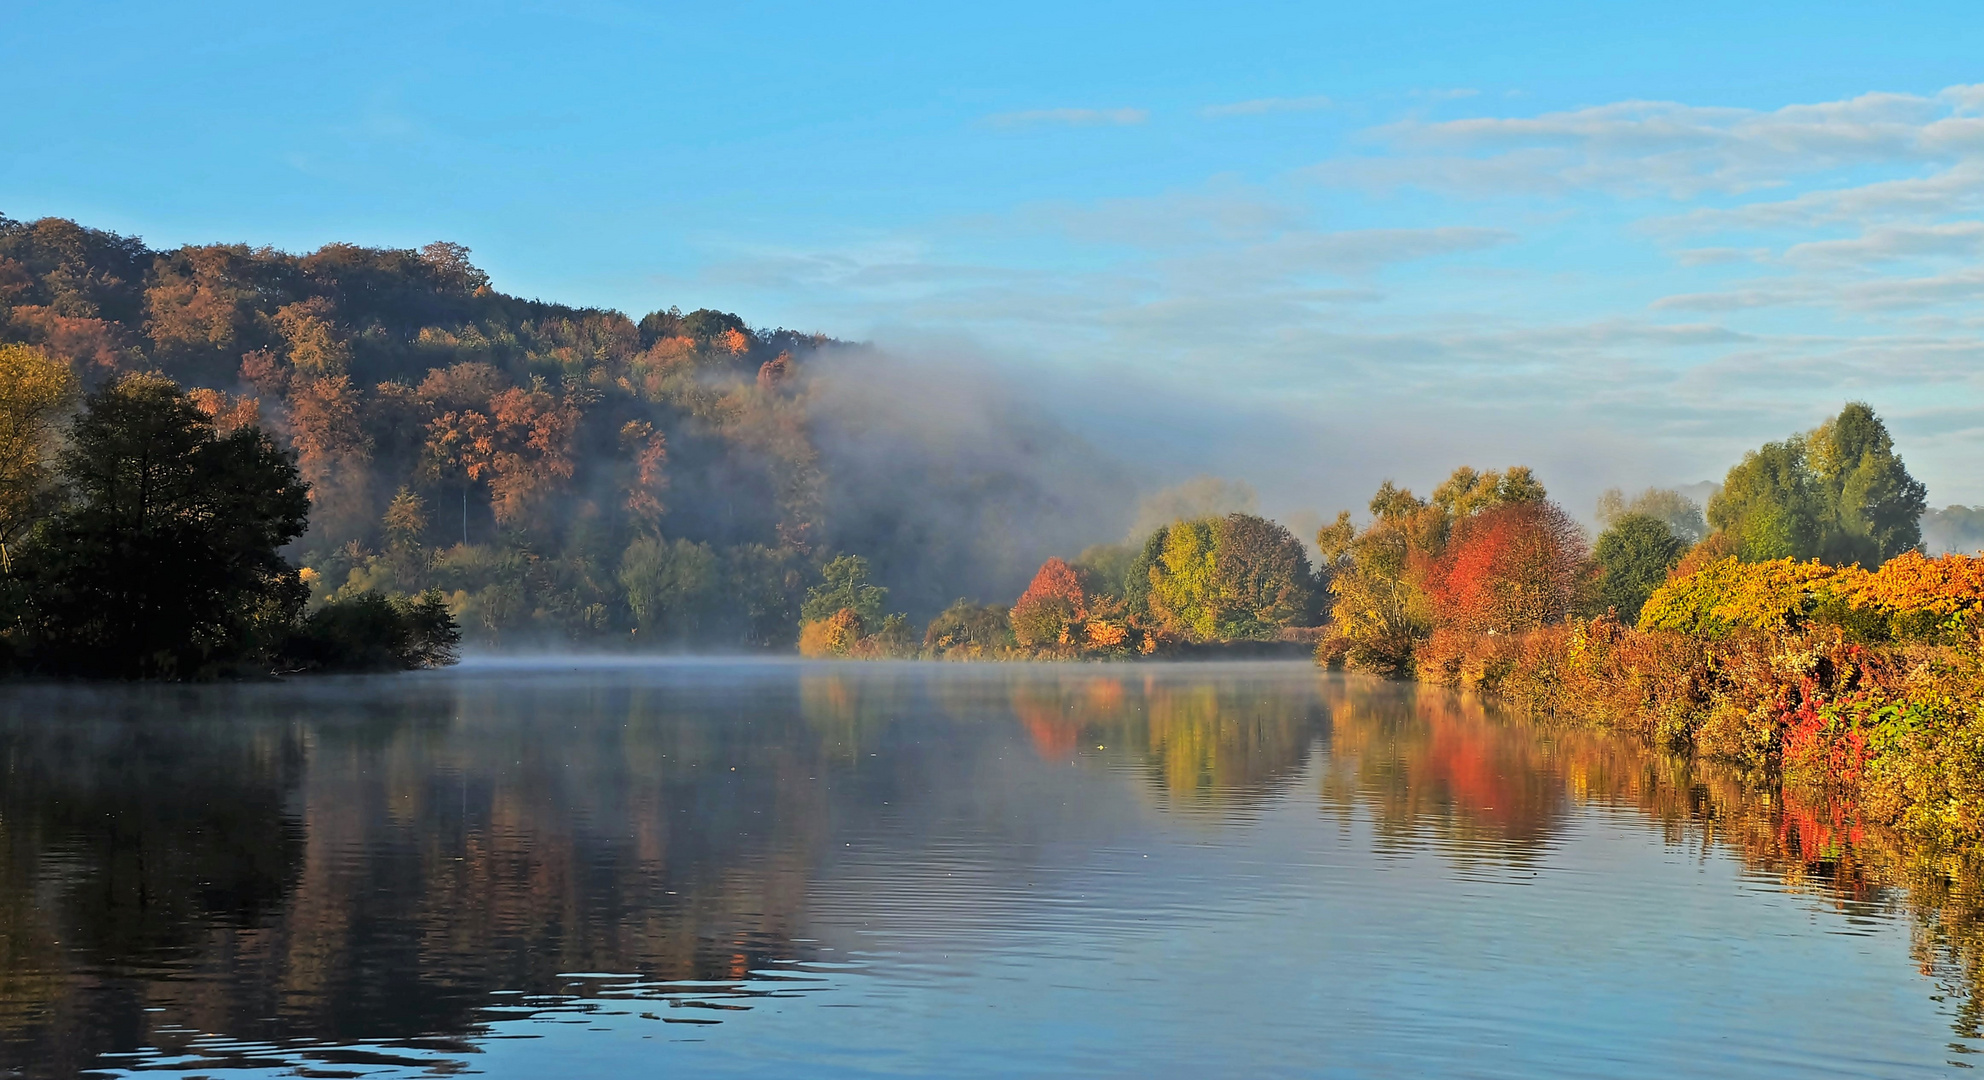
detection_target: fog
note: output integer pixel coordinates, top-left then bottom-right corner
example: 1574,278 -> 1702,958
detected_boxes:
841,334 -> 1730,560
803,345 -> 1136,618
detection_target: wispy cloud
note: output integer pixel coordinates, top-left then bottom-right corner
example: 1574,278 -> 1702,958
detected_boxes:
1200,95 -> 1332,118
984,107 -> 1148,129
1652,163 -> 1984,235
1783,222 -> 1984,265
1324,86 -> 1984,198
705,85 -> 1984,507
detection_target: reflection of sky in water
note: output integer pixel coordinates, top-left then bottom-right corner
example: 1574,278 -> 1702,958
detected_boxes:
4,661 -> 1977,1078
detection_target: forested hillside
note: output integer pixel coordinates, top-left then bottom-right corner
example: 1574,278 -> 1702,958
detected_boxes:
0,215 -> 1129,646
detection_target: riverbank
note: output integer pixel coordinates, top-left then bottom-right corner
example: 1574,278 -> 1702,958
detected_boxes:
1391,554 -> 1984,851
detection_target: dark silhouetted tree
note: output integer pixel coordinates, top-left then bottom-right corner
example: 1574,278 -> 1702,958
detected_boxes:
18,374 -> 310,677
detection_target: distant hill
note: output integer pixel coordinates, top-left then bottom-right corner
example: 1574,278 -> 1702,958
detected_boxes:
0,214 -> 1131,644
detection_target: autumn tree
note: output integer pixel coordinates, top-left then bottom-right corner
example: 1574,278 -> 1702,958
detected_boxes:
485,380 -> 580,526
619,419 -> 668,530
1317,506 -> 1432,675
421,408 -> 495,546
0,343 -> 76,558
187,387 -> 261,434
1424,500 -> 1591,633
1012,556 -> 1087,648
1318,467 -> 1549,674
144,244 -> 285,381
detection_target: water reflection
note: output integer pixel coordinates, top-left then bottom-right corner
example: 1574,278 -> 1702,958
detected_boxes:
0,663 -> 1981,1077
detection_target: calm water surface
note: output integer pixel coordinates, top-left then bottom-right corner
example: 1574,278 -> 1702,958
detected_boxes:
2,660 -> 1981,1077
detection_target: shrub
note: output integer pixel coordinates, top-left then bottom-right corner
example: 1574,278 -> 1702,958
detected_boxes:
798,608 -> 864,657
282,589 -> 462,673
924,600 -> 1016,659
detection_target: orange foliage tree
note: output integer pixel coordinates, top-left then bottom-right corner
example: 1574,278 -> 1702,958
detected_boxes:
483,381 -> 580,525
1424,500 -> 1590,634
618,420 -> 668,529
1012,557 -> 1086,648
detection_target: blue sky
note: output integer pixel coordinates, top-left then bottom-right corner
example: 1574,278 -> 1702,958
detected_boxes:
7,0 -> 1984,515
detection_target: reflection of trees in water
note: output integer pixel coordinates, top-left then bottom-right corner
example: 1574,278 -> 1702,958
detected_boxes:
15,669 -> 1984,1069
265,677 -> 841,1043
799,669 -> 918,762
0,677 -> 875,1077
1321,680 -> 1569,860
0,689 -> 310,1077
1323,675 -> 1984,1047
1005,670 -> 1326,810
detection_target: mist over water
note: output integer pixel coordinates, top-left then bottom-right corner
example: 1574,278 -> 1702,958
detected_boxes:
2,662 -> 1979,1078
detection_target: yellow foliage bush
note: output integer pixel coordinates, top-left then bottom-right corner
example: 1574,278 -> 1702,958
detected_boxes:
798,608 -> 863,657
1639,553 -> 1984,640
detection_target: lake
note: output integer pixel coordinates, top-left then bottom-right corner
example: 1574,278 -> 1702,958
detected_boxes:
2,659 -> 1980,1078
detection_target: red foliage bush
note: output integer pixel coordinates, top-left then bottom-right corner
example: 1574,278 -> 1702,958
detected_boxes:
1424,501 -> 1590,634
1011,557 -> 1085,648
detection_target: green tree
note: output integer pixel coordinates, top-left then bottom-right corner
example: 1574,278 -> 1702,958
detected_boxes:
1707,403 -> 1925,567
619,536 -> 720,639
17,374 -> 311,677
1708,439 -> 1825,561
1208,514 -> 1319,639
1809,402 -> 1926,566
1596,487 -> 1706,543
1122,526 -> 1168,617
800,554 -> 886,625
1592,513 -> 1686,623
1073,542 -> 1136,600
281,589 -> 462,672
923,599 -> 1016,657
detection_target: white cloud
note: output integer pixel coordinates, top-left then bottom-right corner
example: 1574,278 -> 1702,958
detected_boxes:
1329,86 -> 1984,197
685,84 -> 1984,506
1782,222 -> 1984,265
1674,247 -> 1768,266
984,108 -> 1148,129
1200,95 -> 1332,118
1654,163 -> 1984,234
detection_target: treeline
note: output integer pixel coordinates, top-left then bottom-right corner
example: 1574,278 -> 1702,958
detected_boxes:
795,512 -> 1324,659
1316,401 -> 1984,852
0,214 -> 1123,650
0,351 -> 458,677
